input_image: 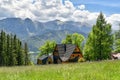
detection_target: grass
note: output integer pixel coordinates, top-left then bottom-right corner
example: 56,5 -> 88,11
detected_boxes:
0,60 -> 120,80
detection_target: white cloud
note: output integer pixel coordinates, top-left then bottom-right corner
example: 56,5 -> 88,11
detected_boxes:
78,5 -> 85,10
0,0 -> 120,29
107,14 -> 120,30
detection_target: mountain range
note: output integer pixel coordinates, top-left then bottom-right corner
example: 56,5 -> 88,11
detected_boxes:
0,18 -> 91,51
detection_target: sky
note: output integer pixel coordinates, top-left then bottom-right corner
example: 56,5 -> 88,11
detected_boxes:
0,0 -> 120,29
67,0 -> 120,15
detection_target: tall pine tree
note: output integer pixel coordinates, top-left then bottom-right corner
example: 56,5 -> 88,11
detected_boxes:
17,40 -> 25,65
6,34 -> 11,66
0,31 -> 7,66
9,34 -> 17,66
84,12 -> 113,61
114,24 -> 120,52
24,42 -> 30,65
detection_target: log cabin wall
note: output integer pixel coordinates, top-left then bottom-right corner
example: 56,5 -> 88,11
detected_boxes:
70,46 -> 83,59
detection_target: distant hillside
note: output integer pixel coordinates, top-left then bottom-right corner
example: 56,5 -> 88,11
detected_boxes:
0,18 -> 91,51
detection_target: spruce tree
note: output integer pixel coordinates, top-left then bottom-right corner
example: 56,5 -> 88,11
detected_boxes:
9,34 -> 17,66
114,24 -> 120,52
17,40 -> 25,65
0,31 -> 7,66
84,12 -> 113,61
6,34 -> 11,66
13,35 -> 18,65
0,31 -> 2,65
24,42 -> 30,65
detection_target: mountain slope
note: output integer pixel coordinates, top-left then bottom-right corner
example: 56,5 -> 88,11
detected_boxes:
0,18 -> 91,51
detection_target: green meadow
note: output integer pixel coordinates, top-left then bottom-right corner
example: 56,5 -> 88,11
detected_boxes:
0,60 -> 120,80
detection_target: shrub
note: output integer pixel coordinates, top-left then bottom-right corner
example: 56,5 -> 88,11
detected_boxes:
78,58 -> 85,62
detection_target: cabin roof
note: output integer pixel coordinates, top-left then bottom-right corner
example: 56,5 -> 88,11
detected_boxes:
38,55 -> 48,60
38,54 -> 53,60
56,44 -> 77,61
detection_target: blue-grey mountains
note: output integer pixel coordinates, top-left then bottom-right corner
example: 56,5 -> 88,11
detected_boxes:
0,18 -> 91,51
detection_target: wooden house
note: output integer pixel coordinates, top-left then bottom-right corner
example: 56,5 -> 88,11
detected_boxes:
37,55 -> 53,64
53,44 -> 83,64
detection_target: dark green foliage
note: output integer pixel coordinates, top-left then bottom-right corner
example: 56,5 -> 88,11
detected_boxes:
84,13 -> 113,61
9,35 -> 16,66
0,30 -> 30,66
0,31 -> 7,66
10,35 -> 18,66
6,34 -> 10,66
24,42 -> 30,65
114,25 -> 120,52
17,40 -> 25,65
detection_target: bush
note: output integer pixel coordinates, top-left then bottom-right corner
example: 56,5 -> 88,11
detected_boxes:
28,61 -> 34,65
78,58 -> 85,62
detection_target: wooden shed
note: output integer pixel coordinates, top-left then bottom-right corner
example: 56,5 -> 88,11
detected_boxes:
53,44 -> 83,64
37,55 -> 53,64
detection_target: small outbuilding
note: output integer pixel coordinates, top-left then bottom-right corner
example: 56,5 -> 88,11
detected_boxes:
53,44 -> 83,64
37,55 -> 53,64
111,53 -> 120,60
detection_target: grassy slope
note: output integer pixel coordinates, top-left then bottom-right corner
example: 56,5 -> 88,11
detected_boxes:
0,60 -> 120,80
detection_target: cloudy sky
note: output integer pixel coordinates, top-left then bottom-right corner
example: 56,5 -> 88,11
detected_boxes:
0,0 -> 120,29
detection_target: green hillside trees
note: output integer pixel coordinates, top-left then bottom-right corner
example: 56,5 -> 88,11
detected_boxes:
0,30 -> 30,66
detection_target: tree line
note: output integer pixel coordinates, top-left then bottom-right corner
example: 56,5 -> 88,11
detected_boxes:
39,12 -> 120,61
0,30 -> 30,66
